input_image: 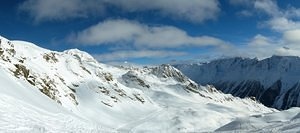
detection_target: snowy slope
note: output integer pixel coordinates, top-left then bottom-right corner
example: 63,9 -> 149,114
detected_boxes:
174,56 -> 300,109
0,36 -> 276,132
216,107 -> 300,132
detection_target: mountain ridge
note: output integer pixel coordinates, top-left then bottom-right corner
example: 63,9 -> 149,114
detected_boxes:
174,56 -> 300,109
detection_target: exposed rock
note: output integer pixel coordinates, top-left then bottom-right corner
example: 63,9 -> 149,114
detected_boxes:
152,64 -> 186,82
14,64 -> 30,79
122,71 -> 150,88
104,72 -> 113,81
43,52 -> 58,63
80,66 -> 91,74
133,94 -> 145,103
0,48 -> 3,56
98,86 -> 109,94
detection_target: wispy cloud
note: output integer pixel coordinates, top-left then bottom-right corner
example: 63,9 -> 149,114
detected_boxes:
93,50 -> 186,62
254,0 -> 280,16
18,0 -> 105,22
107,0 -> 220,23
68,19 -> 228,49
19,0 -> 220,23
229,0 -> 252,7
248,34 -> 272,47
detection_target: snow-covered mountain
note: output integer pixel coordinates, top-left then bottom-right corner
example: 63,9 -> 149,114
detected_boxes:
0,36 -> 280,132
174,56 -> 300,110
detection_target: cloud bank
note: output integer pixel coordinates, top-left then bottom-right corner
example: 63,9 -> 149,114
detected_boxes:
19,0 -> 300,63
224,0 -> 300,59
69,19 -> 228,49
68,19 -> 228,62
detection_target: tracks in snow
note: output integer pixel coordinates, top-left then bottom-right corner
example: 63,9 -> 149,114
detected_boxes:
116,107 -> 165,132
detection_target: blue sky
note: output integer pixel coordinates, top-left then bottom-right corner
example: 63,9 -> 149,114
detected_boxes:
1,0 -> 300,64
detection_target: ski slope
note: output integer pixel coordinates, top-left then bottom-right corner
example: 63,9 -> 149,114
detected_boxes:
217,107 -> 300,132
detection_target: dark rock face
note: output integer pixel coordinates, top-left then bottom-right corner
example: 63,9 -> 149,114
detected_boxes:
260,80 -> 281,107
206,79 -> 300,110
281,83 -> 300,110
214,81 -> 265,98
211,80 -> 281,108
174,56 -> 300,110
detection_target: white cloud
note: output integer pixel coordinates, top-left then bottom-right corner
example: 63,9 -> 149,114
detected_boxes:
230,0 -> 300,33
266,17 -> 300,31
221,33 -> 300,59
254,0 -> 280,16
249,34 -> 272,47
93,50 -> 186,61
68,19 -> 229,62
243,34 -> 282,58
209,34 -> 287,59
253,0 -> 300,33
227,0 -> 300,59
283,29 -> 300,44
231,0 -> 280,17
229,0 -> 300,58
69,20 -> 143,45
19,0 -> 220,23
69,19 -> 228,48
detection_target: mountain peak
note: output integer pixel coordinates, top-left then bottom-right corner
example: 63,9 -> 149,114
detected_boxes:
64,48 -> 97,63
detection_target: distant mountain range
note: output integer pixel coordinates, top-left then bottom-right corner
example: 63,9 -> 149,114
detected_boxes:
174,56 -> 300,110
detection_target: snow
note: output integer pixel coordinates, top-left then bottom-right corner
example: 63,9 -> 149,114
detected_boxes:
0,64 -> 110,132
174,56 -> 300,109
216,107 -> 300,132
0,94 -> 110,133
174,56 -> 300,89
3,35 -> 300,132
